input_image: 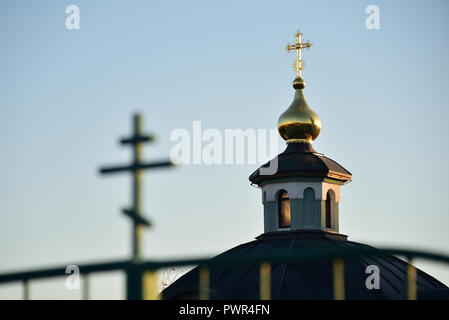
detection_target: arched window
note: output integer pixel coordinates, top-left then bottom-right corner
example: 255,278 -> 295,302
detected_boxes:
277,190 -> 291,228
303,187 -> 316,227
325,190 -> 333,229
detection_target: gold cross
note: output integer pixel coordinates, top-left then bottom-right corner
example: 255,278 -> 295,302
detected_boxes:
286,31 -> 312,77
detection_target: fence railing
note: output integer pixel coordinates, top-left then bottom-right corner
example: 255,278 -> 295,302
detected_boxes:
1,246 -> 448,300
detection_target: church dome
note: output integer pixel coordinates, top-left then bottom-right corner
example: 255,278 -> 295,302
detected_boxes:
278,76 -> 322,143
162,231 -> 448,300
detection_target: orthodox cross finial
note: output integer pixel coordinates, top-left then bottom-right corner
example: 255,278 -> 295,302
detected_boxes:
286,30 -> 312,77
99,113 -> 175,263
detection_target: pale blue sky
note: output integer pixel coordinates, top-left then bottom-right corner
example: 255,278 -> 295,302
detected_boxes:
0,0 -> 448,298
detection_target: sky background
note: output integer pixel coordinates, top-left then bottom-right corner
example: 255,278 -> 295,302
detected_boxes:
0,0 -> 448,299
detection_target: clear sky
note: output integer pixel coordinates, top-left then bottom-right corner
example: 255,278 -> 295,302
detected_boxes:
0,0 -> 448,299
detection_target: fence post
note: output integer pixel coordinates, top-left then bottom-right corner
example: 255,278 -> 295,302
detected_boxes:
407,258 -> 417,300
83,274 -> 89,300
199,267 -> 210,300
333,259 -> 345,300
23,280 -> 29,300
126,263 -> 143,300
143,271 -> 160,300
259,262 -> 271,300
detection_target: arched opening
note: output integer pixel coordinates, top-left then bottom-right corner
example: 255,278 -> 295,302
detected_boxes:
325,190 -> 334,229
303,187 -> 316,227
277,190 -> 291,228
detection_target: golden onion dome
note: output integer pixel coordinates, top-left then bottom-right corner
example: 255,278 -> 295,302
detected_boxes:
277,76 -> 321,143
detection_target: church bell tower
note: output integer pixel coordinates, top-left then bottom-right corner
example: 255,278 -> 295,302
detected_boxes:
249,31 -> 352,234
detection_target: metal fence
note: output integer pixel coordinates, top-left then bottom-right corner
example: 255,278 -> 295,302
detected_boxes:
0,246 -> 448,300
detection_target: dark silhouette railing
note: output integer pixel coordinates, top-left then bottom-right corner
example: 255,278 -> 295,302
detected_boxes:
1,246 -> 448,300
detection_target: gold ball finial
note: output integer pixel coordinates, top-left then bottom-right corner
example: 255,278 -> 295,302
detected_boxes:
277,76 -> 321,143
278,32 -> 321,143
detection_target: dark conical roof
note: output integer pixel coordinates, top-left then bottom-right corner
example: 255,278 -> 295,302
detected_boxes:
249,142 -> 352,185
162,231 -> 448,300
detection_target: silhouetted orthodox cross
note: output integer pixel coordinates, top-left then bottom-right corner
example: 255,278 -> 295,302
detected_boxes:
286,30 -> 312,76
100,113 -> 174,262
